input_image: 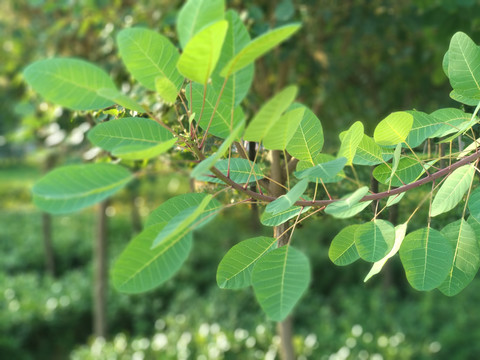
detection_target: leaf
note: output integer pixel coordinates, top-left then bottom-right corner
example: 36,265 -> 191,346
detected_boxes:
354,219 -> 395,262
155,77 -> 179,104
190,83 -> 245,139
450,90 -> 479,106
177,20 -> 228,84
195,158 -> 264,184
244,86 -> 298,143
404,110 -> 443,148
296,154 -> 345,183
338,121 -> 364,165
399,227 -> 454,291
286,103 -> 324,163
23,58 -> 116,111
373,158 -> 425,187
352,135 -> 393,166
438,219 -> 480,296
469,187 -> 480,222
251,246 -> 310,321
328,225 -> 361,266
364,223 -> 407,282
151,195 -> 213,248
117,28 -> 184,95
447,32 -> 480,100
216,236 -> 277,289
191,119 -> 245,179
260,205 -> 311,227
145,193 -> 222,229
32,164 -> 133,214
176,0 -> 225,49
112,224 -> 192,293
221,23 -> 301,77
211,10 -> 254,108
430,108 -> 472,138
324,186 -> 372,219
294,157 -> 347,181
87,117 -> 176,160
263,107 -> 305,150
387,143 -> 402,183
386,192 -> 405,207
373,111 -> 413,146
265,179 -> 309,214
96,88 -> 145,113
431,164 -> 474,217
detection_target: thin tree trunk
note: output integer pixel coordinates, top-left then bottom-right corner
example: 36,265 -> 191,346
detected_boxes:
42,153 -> 56,276
42,213 -> 55,276
270,150 -> 295,360
94,200 -> 109,337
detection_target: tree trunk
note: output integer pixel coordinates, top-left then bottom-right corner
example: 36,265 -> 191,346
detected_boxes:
270,150 -> 295,360
93,200 -> 109,337
42,153 -> 56,276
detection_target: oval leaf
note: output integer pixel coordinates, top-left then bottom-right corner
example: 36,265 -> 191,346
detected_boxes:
373,111 -> 413,146
431,164 -> 474,217
23,58 -> 116,111
324,186 -> 372,219
338,121 -> 364,165
252,246 -> 310,321
195,158 -> 264,184
399,227 -> 454,291
177,20 -> 228,84
32,164 -> 133,214
329,224 -> 361,266
354,219 -> 395,262
265,179 -> 309,215
217,236 -> 277,289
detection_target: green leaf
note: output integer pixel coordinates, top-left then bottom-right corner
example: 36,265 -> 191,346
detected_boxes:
112,224 -> 192,293
286,103 -> 324,163
405,110 -> 443,148
430,108 -> 473,138
177,21 -> 228,84
221,23 -> 301,77
328,225 -> 361,266
354,220 -> 395,262
431,164 -> 474,217
324,186 -> 372,219
190,83 -> 245,139
386,192 -> 405,207
373,111 -> 413,146
176,0 -> 225,49
450,90 -> 479,106
211,10 -> 254,108
32,164 -> 133,214
447,32 -> 480,100
244,86 -> 298,143
261,205 -> 311,227
373,158 -> 425,187
155,77 -> 179,104
195,158 -> 264,184
151,195 -> 213,248
217,236 -> 277,289
252,246 -> 310,321
296,154 -> 345,183
23,58 -> 116,111
96,88 -> 145,113
352,135 -> 393,166
87,117 -> 176,160
145,193 -> 222,229
117,28 -> 184,95
266,179 -> 309,214
399,227 -> 454,291
468,187 -> 480,222
438,219 -> 480,296
338,121 -> 364,165
387,143 -> 402,183
191,119 -> 245,179
364,223 -> 407,282
294,157 -> 347,181
263,107 -> 305,150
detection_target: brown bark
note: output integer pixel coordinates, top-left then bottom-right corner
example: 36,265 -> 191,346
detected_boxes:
271,150 -> 295,360
93,200 -> 109,337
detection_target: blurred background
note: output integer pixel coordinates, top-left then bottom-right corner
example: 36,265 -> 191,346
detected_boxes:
2,0 -> 480,359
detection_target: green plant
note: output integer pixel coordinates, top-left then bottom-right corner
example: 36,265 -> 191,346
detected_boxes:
22,0 -> 480,354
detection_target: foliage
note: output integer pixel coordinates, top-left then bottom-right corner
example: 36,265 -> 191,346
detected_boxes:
20,0 -> 480,333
